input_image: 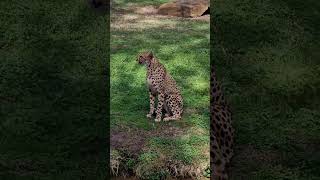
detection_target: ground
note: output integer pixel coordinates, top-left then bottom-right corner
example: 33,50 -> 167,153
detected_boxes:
212,0 -> 320,179
110,0 -> 210,179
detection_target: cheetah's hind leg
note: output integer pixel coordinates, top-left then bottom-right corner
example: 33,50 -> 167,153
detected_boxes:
163,96 -> 182,121
163,100 -> 171,118
163,107 -> 182,121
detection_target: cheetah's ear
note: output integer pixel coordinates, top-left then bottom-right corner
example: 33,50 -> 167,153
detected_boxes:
147,51 -> 154,59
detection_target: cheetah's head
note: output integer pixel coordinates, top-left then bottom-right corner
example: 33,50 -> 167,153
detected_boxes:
137,51 -> 153,65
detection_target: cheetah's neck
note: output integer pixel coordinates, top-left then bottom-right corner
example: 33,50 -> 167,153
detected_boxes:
146,58 -> 162,71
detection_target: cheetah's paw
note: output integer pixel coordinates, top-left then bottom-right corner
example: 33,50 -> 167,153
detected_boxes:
154,118 -> 161,122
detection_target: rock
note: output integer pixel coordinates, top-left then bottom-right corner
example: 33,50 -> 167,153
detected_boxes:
157,0 -> 209,17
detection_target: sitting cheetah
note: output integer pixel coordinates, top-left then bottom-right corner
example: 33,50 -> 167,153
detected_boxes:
137,51 -> 183,122
210,64 -> 234,179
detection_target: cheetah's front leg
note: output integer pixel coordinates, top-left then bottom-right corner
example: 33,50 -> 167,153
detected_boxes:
155,92 -> 165,122
146,92 -> 155,118
211,134 -> 228,179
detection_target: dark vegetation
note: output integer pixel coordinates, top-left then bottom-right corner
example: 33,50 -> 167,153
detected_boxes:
212,0 -> 320,179
0,0 -> 108,179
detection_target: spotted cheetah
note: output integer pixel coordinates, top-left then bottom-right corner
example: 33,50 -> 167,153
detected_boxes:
137,51 -> 183,122
210,64 -> 234,179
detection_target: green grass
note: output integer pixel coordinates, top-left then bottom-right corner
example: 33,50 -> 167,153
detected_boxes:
0,0 -> 108,179
110,1 -> 210,178
212,0 -> 320,179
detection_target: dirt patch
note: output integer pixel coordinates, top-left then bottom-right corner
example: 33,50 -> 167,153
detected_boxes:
134,5 -> 158,15
152,124 -> 185,137
111,124 -> 185,155
112,5 -> 209,24
110,124 -> 189,177
134,5 -> 210,21
111,4 -> 209,33
111,128 -> 147,155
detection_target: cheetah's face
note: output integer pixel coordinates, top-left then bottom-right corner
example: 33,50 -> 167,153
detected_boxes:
137,51 -> 153,64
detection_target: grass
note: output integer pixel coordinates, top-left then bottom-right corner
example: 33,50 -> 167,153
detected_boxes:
110,0 -> 210,179
0,0 -> 108,179
212,0 -> 320,179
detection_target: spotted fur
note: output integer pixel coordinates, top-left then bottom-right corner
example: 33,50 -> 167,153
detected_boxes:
137,51 -> 183,122
210,64 -> 234,179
